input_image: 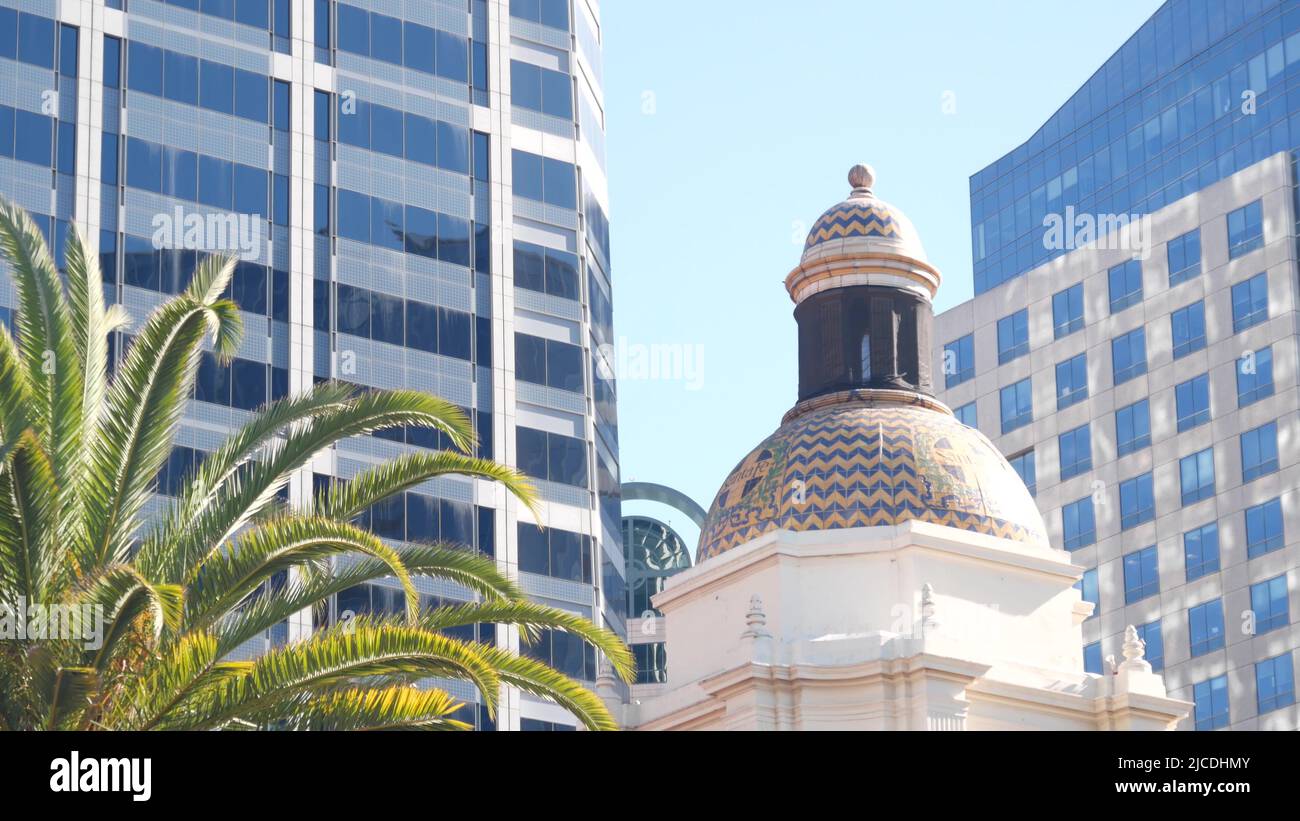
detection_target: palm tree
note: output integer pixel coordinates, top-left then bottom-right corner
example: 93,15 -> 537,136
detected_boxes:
0,200 -> 632,731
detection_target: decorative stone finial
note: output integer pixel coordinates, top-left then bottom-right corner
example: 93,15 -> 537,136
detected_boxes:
848,163 -> 875,192
1119,625 -> 1152,673
741,594 -> 771,639
920,582 -> 938,635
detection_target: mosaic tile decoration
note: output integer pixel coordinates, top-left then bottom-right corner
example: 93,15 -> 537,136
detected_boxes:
805,201 -> 905,248
697,402 -> 1047,561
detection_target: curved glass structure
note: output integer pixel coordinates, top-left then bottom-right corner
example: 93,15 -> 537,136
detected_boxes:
623,515 -> 691,620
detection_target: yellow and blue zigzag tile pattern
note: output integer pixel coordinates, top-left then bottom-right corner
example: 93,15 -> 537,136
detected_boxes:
697,403 -> 1046,561
805,204 -> 901,248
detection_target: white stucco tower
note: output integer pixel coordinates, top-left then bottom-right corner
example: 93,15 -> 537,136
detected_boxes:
626,166 -> 1190,731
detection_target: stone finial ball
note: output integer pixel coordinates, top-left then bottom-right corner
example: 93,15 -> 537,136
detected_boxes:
848,163 -> 875,190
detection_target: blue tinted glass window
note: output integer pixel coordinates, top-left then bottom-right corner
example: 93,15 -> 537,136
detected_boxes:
370,105 -> 403,157
435,30 -> 468,82
370,13 -> 402,64
232,164 -> 267,216
1075,567 -> 1099,617
336,4 -> 369,55
1175,373 -> 1210,431
1136,621 -> 1163,672
314,90 -> 330,141
542,157 -> 576,209
1119,472 -> 1154,530
370,291 -> 404,347
403,22 -> 435,74
540,67 -> 573,120
510,61 -> 542,112
58,23 -> 77,77
436,121 -> 469,174
404,300 -> 436,354
198,155 -> 233,209
943,333 -> 975,387
163,147 -> 197,201
337,189 -> 369,243
1256,654 -> 1295,715
1111,327 -> 1146,384
1108,259 -> 1143,313
335,283 -> 369,337
1170,301 -> 1206,358
954,401 -> 976,427
234,69 -> 268,122
404,114 -> 436,166
1118,545 -> 1159,602
56,121 -> 75,174
100,133 -> 118,186
1227,200 -> 1263,258
512,150 -> 544,201
14,110 -> 52,167
1250,576 -> 1289,635
1062,496 -> 1094,551
1184,522 -> 1220,581
235,0 -> 269,28
370,197 -> 404,251
164,50 -> 199,105
1236,347 -> 1274,407
438,308 -> 472,361
1230,273 -> 1268,332
999,378 -> 1032,434
1240,422 -> 1279,483
103,35 -> 121,89
129,42 -> 164,96
124,137 -> 161,192
1179,448 -> 1215,506
404,205 -> 437,258
1167,228 -> 1201,285
438,213 -> 471,267
1115,399 -> 1150,456
1083,641 -> 1102,675
273,174 -> 289,226
1009,450 -> 1035,496
1245,498 -> 1284,559
1189,599 -> 1225,657
17,12 -> 55,69
337,100 -> 369,149
1058,424 -> 1091,480
273,80 -> 290,131
1053,284 -> 1085,338
1193,675 -> 1229,730
0,8 -> 15,61
1055,353 -> 1087,410
997,309 -> 1029,364
199,60 -> 235,114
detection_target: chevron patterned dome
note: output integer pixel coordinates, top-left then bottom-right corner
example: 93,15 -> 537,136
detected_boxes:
696,400 -> 1048,562
801,164 -> 929,267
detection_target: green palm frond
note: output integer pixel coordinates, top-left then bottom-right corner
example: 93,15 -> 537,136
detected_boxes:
0,202 -> 631,731
176,620 -> 501,730
184,515 -> 420,629
212,542 -> 524,656
316,449 -> 541,525
423,599 -> 634,683
258,685 -> 468,731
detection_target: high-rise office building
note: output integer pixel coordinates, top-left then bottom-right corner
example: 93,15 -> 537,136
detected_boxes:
938,0 -> 1300,729
0,0 -> 620,731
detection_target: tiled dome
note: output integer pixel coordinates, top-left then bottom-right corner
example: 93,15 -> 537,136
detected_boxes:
801,164 -> 929,264
697,400 -> 1049,562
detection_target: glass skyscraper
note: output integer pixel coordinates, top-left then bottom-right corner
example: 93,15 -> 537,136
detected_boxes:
0,0 -> 620,730
971,0 -> 1300,294
940,0 -> 1300,729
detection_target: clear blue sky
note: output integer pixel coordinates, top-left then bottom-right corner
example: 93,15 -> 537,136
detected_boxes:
602,0 -> 1163,550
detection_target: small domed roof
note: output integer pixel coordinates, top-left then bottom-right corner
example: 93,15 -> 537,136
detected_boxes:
697,401 -> 1048,562
802,164 -> 929,265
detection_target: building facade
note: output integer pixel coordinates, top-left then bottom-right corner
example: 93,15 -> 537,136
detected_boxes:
938,0 -> 1300,730
0,0 -> 621,731
628,165 -> 1186,731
